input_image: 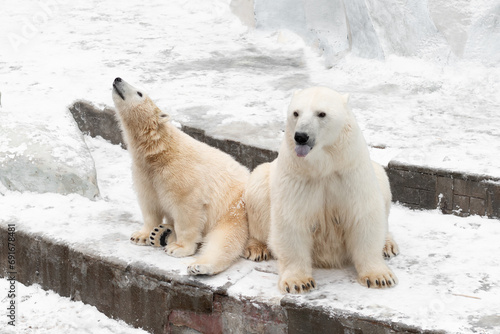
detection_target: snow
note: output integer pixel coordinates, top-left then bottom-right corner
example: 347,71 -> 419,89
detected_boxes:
0,0 -> 500,332
1,136 -> 500,333
1,0 -> 499,179
0,280 -> 149,334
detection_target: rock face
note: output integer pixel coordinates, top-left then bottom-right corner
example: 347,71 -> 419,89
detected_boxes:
69,100 -> 125,148
0,109 -> 99,199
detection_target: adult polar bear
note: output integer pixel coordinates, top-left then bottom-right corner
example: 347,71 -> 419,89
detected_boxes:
112,78 -> 249,276
245,87 -> 399,293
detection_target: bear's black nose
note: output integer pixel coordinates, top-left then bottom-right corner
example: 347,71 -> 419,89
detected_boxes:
114,77 -> 122,84
294,132 -> 309,145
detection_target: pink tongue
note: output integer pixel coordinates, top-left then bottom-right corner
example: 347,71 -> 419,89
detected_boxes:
295,145 -> 311,157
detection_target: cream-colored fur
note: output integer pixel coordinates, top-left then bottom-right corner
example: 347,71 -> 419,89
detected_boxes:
112,78 -> 249,275
244,87 -> 399,293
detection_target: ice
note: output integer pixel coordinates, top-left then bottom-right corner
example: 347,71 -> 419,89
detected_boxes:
0,109 -> 99,199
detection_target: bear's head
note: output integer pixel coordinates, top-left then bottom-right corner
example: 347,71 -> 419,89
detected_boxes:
112,78 -> 169,124
286,87 -> 350,159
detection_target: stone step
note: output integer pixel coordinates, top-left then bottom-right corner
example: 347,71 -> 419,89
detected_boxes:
0,227 -> 441,334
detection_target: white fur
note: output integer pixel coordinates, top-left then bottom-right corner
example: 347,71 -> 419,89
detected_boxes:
244,87 -> 399,293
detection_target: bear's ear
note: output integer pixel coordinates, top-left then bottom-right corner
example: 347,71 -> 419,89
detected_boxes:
292,89 -> 302,98
341,93 -> 350,105
159,113 -> 171,122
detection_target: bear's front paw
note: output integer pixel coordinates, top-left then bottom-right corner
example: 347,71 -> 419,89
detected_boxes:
130,230 -> 150,245
149,225 -> 172,247
165,242 -> 196,257
358,269 -> 398,289
279,276 -> 316,294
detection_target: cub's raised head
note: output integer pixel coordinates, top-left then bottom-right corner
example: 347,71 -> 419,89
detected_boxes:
112,77 -> 167,122
286,87 -> 350,158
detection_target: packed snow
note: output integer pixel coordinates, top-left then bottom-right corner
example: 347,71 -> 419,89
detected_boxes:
1,0 -> 500,333
0,279 -> 149,334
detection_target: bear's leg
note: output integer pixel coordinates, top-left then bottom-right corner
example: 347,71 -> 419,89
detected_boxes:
270,218 -> 316,294
164,206 -> 205,257
244,238 -> 272,262
131,201 -> 163,245
346,216 -> 398,288
131,172 -> 163,245
187,195 -> 248,275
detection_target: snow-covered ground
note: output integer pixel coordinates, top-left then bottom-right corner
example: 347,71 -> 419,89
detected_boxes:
1,135 -> 500,333
0,279 -> 149,334
1,0 -> 500,332
1,0 -> 499,177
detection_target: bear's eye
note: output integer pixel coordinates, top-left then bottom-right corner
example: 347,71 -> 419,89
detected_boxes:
137,91 -> 143,97
317,112 -> 326,118
293,111 -> 299,117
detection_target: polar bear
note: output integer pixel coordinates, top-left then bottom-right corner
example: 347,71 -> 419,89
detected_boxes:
244,87 -> 399,293
112,77 -> 249,275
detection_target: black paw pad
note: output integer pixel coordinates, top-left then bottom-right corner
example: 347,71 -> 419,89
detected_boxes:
159,229 -> 171,247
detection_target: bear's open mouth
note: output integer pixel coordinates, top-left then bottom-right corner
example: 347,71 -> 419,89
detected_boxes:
113,83 -> 125,101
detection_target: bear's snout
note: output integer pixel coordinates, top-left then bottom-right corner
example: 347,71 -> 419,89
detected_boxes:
112,77 -> 126,101
294,132 -> 309,145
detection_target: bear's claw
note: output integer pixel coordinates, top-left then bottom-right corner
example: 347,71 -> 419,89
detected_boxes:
279,277 -> 316,294
130,230 -> 150,245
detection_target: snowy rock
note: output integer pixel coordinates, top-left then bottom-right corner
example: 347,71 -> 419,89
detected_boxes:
68,100 -> 125,148
254,0 -> 350,65
253,0 -> 500,65
0,109 -> 99,199
463,2 -> 500,65
344,0 -> 384,59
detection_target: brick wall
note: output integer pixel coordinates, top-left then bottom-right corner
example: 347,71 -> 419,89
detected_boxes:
387,161 -> 500,218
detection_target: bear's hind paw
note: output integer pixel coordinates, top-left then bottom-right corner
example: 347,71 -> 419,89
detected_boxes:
187,263 -> 215,276
244,238 -> 272,262
149,224 -> 172,247
383,236 -> 400,259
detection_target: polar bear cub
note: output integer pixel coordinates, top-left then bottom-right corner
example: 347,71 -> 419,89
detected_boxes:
112,78 -> 249,275
245,87 -> 399,293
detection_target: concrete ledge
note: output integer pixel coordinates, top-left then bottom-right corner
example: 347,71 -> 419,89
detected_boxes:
387,161 -> 500,218
69,100 -> 500,219
0,228 -> 442,333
